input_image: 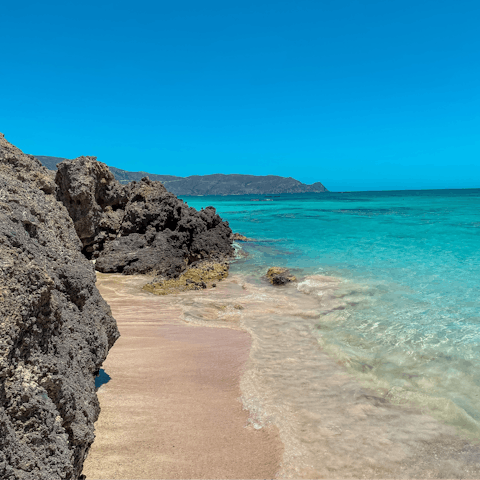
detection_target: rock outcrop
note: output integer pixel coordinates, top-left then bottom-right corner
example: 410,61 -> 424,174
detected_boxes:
55,157 -> 234,277
0,134 -> 119,479
266,267 -> 297,285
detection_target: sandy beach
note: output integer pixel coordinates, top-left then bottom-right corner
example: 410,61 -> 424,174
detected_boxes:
84,271 -> 480,480
82,273 -> 283,479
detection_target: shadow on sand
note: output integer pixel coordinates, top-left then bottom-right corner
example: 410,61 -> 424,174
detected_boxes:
95,369 -> 111,390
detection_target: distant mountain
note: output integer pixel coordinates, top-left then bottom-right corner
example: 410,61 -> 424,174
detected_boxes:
34,156 -> 328,195
157,173 -> 328,195
35,156 -> 67,171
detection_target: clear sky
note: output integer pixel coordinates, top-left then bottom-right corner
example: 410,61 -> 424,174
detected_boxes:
1,0 -> 479,191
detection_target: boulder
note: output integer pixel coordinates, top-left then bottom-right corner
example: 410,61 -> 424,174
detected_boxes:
0,134 -> 119,479
266,267 -> 297,286
55,158 -> 234,277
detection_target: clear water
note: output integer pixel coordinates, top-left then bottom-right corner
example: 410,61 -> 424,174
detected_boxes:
182,190 -> 480,437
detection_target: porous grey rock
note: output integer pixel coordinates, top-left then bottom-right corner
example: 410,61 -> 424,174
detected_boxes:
0,134 -> 119,479
55,157 -> 234,277
54,157 -> 126,249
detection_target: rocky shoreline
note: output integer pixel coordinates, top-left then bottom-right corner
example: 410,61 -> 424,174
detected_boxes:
55,155 -> 234,277
0,134 -> 235,479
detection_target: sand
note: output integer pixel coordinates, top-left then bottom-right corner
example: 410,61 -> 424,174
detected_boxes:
82,273 -> 283,479
83,272 -> 480,479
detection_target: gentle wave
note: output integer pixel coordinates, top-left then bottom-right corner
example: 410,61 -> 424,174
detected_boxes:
181,190 -> 480,476
168,273 -> 480,477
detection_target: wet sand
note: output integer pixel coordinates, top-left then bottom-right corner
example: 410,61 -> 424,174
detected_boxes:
83,273 -> 283,479
84,272 -> 480,479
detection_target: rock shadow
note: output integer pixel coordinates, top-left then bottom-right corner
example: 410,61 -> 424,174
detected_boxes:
95,369 -> 111,390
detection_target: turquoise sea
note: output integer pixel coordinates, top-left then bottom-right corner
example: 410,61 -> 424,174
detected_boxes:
183,189 -> 480,438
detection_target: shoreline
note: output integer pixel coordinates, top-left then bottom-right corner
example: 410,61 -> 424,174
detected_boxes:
82,273 -> 283,479
84,270 -> 480,479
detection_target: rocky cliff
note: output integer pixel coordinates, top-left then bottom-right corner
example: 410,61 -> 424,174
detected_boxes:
55,156 -> 234,277
35,156 -> 328,194
0,135 -> 119,479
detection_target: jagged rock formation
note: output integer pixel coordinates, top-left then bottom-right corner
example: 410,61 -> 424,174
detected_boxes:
55,157 -> 234,277
35,155 -> 329,194
0,134 -> 119,479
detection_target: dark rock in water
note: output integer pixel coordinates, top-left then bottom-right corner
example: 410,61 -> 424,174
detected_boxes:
55,157 -> 234,277
266,267 -> 297,285
0,134 -> 119,479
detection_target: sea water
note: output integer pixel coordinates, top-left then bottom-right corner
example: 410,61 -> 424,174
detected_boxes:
180,189 -> 480,477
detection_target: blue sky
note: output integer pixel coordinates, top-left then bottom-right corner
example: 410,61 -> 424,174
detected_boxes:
1,0 -> 479,191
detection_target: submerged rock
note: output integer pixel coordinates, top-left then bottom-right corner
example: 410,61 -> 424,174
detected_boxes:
0,134 -> 119,480
266,267 -> 297,285
231,233 -> 254,242
143,261 -> 229,295
55,158 -> 234,277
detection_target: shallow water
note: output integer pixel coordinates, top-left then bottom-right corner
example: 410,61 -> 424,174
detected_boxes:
182,191 -> 480,428
162,274 -> 480,478
176,189 -> 480,476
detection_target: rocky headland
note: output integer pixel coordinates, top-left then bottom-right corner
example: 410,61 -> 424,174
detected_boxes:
0,134 -> 119,479
36,156 -> 328,195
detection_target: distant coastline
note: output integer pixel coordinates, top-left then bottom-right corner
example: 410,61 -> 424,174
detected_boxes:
34,155 -> 328,195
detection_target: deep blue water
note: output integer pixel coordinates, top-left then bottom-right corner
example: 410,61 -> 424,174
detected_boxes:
182,189 -> 480,433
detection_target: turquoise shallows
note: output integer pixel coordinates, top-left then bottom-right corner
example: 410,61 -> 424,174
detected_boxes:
182,189 -> 480,431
